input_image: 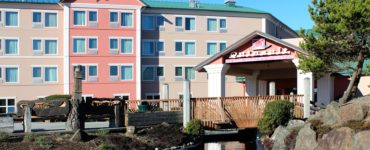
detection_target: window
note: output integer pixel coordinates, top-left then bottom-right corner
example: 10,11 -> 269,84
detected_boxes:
110,12 -> 118,22
73,11 -> 85,26
220,42 -> 227,51
207,43 -> 217,55
0,39 -> 2,50
88,38 -> 97,50
142,41 -> 155,55
33,40 -> 42,51
114,95 -> 129,100
185,17 -> 195,31
185,67 -> 195,80
110,38 -> 118,50
142,16 -> 155,30
32,67 -> 42,78
121,12 -> 133,27
44,40 -> 57,54
157,16 -> 164,27
175,42 -> 182,52
45,13 -> 57,27
88,11 -> 97,22
88,65 -> 97,77
44,67 -> 57,82
184,42 -> 195,56
219,19 -> 227,29
73,65 -> 86,80
175,67 -> 182,77
143,67 -> 154,81
5,11 -> 18,27
157,41 -> 164,52
207,18 -> 217,31
146,93 -> 160,99
175,17 -> 182,27
73,38 -> 86,53
5,67 -> 18,83
5,39 -> 18,55
0,98 -> 15,114
33,12 -> 42,23
0,67 -> 2,78
120,66 -> 133,80
157,66 -> 164,77
0,11 -> 2,23
121,39 -> 132,54
110,65 -> 118,76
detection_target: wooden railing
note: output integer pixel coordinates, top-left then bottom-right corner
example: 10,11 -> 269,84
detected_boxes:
125,99 -> 182,113
192,95 -> 304,128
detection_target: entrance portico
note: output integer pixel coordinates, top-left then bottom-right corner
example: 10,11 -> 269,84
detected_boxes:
195,31 -> 324,107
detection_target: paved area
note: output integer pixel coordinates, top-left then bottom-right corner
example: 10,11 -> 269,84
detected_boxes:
13,121 -> 109,132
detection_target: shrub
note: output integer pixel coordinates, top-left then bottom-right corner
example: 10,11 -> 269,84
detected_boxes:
0,132 -> 10,142
97,129 -> 110,137
23,133 -> 38,142
98,143 -> 116,150
35,136 -> 53,149
45,94 -> 71,101
184,119 -> 204,136
257,100 -> 294,135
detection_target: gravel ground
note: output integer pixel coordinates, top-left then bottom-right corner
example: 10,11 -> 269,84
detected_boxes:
13,121 -> 109,132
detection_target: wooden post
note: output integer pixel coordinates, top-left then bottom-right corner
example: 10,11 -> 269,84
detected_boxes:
114,103 -> 121,127
218,97 -> 225,122
66,65 -> 83,131
162,84 -> 169,111
24,105 -> 32,133
289,92 -> 294,103
304,77 -> 311,118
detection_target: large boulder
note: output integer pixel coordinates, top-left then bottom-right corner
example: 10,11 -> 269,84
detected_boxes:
340,103 -> 367,124
294,124 -> 317,150
271,126 -> 289,150
352,130 -> 370,150
308,102 -> 341,127
316,127 -> 354,150
286,120 -> 305,130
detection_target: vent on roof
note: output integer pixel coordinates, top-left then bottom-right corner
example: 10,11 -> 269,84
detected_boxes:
189,0 -> 200,8
225,0 -> 236,7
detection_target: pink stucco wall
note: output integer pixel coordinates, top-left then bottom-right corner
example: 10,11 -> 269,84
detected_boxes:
68,0 -> 142,99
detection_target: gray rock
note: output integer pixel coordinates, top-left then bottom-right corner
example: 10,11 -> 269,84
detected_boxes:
287,120 -> 305,130
271,126 -> 289,150
308,102 -> 341,127
352,130 -> 370,150
340,103 -> 366,124
294,123 -> 317,150
0,116 -> 14,133
316,127 -> 354,150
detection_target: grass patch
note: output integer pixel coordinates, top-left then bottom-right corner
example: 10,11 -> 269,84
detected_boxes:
97,129 -> 110,137
35,136 -> 53,149
0,132 -> 10,142
23,133 -> 38,142
98,143 -> 116,150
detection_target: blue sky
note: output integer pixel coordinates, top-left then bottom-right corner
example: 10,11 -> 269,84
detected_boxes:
201,0 -> 314,30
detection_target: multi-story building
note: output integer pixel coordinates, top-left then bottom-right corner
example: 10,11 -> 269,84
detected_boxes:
0,0 -> 64,113
140,0 -> 298,99
63,0 -> 144,100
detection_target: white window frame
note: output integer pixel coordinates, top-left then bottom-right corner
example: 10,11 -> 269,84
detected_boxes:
142,65 -> 165,81
4,37 -> 19,55
206,17 -> 218,32
4,65 -> 19,83
32,65 -> 43,79
32,38 -> 43,51
183,40 -> 196,56
145,93 -> 160,100
87,10 -> 98,23
109,64 -> 119,79
113,94 -> 130,100
72,9 -> 87,26
72,36 -> 87,54
87,64 -> 98,77
109,10 -> 119,23
206,40 -> 227,56
120,64 -> 134,81
44,11 -> 58,28
142,14 -> 165,31
184,16 -> 196,31
109,37 -> 119,51
44,65 -> 58,83
120,11 -> 134,28
32,11 -> 43,24
0,97 -> 17,114
219,17 -> 227,30
4,9 -> 19,28
174,65 -> 196,81
43,38 -> 58,55
120,37 -> 134,54
87,36 -> 98,51
72,64 -> 98,82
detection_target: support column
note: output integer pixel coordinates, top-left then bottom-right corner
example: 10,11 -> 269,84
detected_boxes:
293,59 -> 314,118
245,71 -> 260,96
317,74 -> 334,107
183,80 -> 191,127
269,81 -> 276,96
258,80 -> 267,96
204,64 -> 230,97
162,84 -> 169,111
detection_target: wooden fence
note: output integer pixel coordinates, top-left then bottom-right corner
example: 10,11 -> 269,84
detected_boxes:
125,99 -> 182,113
191,95 -> 304,129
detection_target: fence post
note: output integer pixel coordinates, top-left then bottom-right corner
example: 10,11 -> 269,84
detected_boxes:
114,102 -> 121,127
183,80 -> 191,127
24,105 -> 32,133
289,92 -> 294,103
269,81 -> 276,96
218,97 -> 225,122
304,77 -> 311,118
162,83 -> 169,111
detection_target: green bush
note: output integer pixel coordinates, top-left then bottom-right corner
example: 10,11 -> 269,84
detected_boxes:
97,129 -> 110,136
257,100 -> 294,135
23,133 -> 38,142
98,143 -> 116,150
0,132 -> 10,142
184,119 -> 204,136
35,136 -> 53,149
45,94 -> 71,101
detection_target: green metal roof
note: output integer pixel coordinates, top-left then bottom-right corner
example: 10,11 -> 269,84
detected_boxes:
337,59 -> 370,76
141,0 -> 268,14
